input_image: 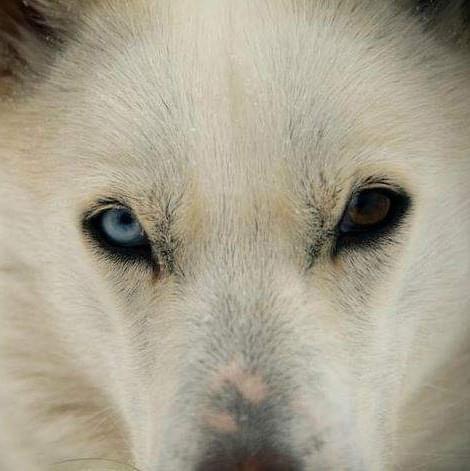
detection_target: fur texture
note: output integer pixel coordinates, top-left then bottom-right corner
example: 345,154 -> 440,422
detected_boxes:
0,1 -> 469,470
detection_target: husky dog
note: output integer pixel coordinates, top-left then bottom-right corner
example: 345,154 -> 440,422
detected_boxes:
0,1 -> 469,470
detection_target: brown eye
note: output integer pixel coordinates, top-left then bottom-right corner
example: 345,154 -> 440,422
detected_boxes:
343,190 -> 391,230
337,187 -> 410,247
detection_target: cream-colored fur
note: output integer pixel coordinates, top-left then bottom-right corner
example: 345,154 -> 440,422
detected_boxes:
0,1 -> 469,470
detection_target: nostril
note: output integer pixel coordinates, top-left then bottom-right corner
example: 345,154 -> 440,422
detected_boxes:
197,449 -> 300,471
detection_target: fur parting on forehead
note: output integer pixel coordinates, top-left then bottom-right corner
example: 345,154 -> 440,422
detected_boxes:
210,359 -> 269,405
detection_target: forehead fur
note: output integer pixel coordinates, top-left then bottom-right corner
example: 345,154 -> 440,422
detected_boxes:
36,2 -> 469,156
4,0 -> 470,219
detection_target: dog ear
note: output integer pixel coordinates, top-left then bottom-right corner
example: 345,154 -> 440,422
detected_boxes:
0,0 -> 79,94
405,0 -> 470,47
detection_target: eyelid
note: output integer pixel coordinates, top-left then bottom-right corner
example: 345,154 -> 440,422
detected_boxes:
352,177 -> 406,195
83,200 -> 132,221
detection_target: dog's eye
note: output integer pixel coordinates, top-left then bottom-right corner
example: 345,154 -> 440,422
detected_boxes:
98,208 -> 146,247
340,190 -> 392,232
337,187 -> 410,247
84,206 -> 154,265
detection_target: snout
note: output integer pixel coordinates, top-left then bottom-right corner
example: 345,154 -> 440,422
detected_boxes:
193,360 -> 302,471
149,285 -> 366,471
196,405 -> 302,471
196,449 -> 300,471
149,349 -> 368,471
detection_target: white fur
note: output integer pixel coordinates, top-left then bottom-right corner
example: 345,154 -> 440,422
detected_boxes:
0,1 -> 469,470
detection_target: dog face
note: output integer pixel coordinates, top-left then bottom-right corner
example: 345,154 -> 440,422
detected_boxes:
1,1 -> 469,470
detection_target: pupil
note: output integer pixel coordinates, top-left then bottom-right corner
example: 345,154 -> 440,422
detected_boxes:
349,191 -> 391,226
357,193 -> 382,213
119,212 -> 134,226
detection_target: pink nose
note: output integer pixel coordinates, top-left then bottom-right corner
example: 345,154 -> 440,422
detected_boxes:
196,450 -> 300,471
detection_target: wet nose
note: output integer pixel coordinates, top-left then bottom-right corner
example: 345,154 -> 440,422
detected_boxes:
196,449 -> 300,471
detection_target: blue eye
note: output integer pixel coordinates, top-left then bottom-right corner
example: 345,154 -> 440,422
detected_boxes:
84,204 -> 155,267
98,208 -> 146,247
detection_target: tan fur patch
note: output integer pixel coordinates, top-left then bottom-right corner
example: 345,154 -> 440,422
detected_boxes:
202,410 -> 239,434
210,359 -> 268,405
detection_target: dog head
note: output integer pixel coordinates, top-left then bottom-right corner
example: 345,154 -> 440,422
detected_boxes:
1,1 -> 469,470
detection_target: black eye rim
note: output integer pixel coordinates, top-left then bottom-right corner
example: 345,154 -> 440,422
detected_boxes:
335,186 -> 411,251
82,204 -> 154,266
